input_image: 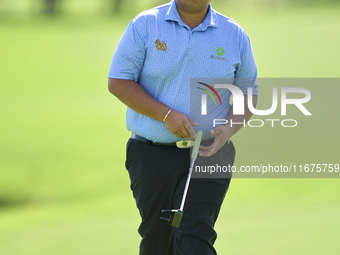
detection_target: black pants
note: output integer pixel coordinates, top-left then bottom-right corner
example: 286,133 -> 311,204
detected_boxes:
125,138 -> 236,255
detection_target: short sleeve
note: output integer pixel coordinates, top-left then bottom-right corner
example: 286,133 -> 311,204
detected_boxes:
108,17 -> 146,82
234,31 -> 258,95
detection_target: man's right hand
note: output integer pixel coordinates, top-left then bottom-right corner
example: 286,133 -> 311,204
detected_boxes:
164,109 -> 198,140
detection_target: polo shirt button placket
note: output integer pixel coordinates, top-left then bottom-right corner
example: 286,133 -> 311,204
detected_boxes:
187,30 -> 191,61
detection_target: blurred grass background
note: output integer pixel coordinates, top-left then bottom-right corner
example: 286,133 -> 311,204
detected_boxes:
0,0 -> 340,254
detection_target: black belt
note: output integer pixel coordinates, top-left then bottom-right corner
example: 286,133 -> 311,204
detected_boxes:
131,133 -> 178,147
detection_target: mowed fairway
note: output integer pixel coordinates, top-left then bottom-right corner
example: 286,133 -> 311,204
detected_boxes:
0,3 -> 340,255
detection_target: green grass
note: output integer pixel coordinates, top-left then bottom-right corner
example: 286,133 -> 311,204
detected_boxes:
0,3 -> 340,255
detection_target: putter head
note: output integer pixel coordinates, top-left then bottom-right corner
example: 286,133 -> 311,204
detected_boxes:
160,209 -> 183,228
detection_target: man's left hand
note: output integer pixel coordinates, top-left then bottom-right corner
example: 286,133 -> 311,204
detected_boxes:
199,126 -> 231,157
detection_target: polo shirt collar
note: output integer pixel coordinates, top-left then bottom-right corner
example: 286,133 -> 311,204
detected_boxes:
165,0 -> 218,31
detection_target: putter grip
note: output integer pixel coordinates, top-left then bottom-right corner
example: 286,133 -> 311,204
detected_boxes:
191,130 -> 203,160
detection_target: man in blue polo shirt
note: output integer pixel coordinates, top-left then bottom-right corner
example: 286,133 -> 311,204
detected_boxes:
108,0 -> 258,254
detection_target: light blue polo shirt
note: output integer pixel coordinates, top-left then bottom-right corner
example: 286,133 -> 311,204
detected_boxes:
108,0 -> 258,143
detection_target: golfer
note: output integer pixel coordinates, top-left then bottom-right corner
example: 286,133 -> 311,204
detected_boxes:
108,0 -> 258,254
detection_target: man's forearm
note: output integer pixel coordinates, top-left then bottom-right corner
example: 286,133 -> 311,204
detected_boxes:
108,78 -> 170,122
108,78 -> 197,139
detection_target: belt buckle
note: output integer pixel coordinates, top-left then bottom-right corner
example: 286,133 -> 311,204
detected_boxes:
176,140 -> 193,148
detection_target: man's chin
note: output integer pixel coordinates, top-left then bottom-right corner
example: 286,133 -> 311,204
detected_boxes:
177,0 -> 210,9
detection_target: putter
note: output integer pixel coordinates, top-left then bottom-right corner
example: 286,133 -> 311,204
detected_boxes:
160,130 -> 203,228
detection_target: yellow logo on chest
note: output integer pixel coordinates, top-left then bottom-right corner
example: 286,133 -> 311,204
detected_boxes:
155,39 -> 167,51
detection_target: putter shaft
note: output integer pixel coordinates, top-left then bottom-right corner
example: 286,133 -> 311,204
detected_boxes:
179,158 -> 195,212
160,130 -> 203,228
